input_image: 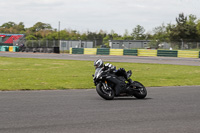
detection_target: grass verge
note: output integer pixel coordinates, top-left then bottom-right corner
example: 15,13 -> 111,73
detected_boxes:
0,57 -> 200,90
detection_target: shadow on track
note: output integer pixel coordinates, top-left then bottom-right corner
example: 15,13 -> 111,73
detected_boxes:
113,97 -> 152,100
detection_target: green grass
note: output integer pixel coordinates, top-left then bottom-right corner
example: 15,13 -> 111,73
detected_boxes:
0,57 -> 200,91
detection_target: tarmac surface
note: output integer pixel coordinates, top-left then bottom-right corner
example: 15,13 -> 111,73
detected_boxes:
0,86 -> 200,133
0,52 -> 200,133
0,52 -> 200,66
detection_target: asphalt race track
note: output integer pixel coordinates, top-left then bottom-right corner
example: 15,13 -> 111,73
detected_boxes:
0,52 -> 200,66
0,52 -> 200,133
0,86 -> 200,133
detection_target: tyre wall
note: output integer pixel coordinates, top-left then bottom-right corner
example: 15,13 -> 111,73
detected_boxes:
0,46 -> 60,53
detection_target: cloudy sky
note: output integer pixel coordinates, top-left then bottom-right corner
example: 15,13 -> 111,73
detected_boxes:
0,0 -> 199,35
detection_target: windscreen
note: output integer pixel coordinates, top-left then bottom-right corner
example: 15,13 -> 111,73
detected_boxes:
94,68 -> 102,77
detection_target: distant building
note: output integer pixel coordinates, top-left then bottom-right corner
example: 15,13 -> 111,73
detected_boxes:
109,40 -> 150,49
60,40 -> 93,51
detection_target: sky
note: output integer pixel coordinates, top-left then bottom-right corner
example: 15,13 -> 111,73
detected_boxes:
0,0 -> 200,35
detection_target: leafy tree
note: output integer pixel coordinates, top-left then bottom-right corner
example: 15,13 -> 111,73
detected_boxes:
196,20 -> 200,39
152,23 -> 170,42
169,13 -> 198,42
25,35 -> 37,40
0,22 -> 25,34
110,30 -> 123,40
186,14 -> 198,40
80,33 -> 88,40
103,35 -> 110,46
0,21 -> 16,28
103,34 -> 113,47
187,14 -> 197,26
131,25 -> 146,40
46,31 -> 57,40
123,29 -> 133,40
14,22 -> 26,33
25,22 -> 53,39
87,31 -> 104,46
30,22 -> 52,32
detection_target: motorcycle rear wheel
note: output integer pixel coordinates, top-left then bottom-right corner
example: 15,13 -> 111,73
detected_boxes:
132,81 -> 147,99
96,83 -> 114,100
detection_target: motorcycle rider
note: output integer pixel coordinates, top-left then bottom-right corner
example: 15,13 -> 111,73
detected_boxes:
94,59 -> 128,96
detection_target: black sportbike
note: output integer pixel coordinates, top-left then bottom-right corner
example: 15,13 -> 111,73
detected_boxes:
93,67 -> 147,100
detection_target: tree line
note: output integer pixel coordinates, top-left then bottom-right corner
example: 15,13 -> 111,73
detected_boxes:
1,13 -> 200,47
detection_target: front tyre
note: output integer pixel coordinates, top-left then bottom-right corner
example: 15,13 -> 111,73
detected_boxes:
132,81 -> 147,99
96,83 -> 114,100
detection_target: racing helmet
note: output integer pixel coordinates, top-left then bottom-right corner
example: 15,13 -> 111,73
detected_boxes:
94,59 -> 104,69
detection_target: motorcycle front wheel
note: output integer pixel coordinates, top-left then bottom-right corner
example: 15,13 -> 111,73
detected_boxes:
96,83 -> 114,100
132,81 -> 147,99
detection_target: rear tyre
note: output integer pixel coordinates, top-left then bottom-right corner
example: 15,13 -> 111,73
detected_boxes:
132,81 -> 147,99
96,83 -> 114,100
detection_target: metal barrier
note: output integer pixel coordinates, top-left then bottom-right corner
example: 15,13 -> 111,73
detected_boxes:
70,48 -> 200,58
84,48 -> 97,55
123,49 -> 137,56
109,49 -> 123,56
97,48 -> 110,55
157,50 -> 177,57
138,49 -> 157,57
71,48 -> 84,54
178,50 -> 199,58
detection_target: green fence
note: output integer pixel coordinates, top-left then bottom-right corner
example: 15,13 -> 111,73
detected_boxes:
71,48 -> 84,54
157,50 -> 178,57
123,49 -> 137,56
97,48 -> 110,55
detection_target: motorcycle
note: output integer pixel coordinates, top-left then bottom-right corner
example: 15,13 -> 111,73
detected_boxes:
93,66 -> 147,100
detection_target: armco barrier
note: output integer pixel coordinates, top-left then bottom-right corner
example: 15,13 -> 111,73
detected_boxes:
138,49 -> 157,57
71,48 -> 84,54
157,50 -> 177,57
69,48 -> 200,58
123,49 -> 137,56
84,48 -> 97,55
178,50 -> 199,58
110,49 -> 123,56
97,48 -> 110,55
